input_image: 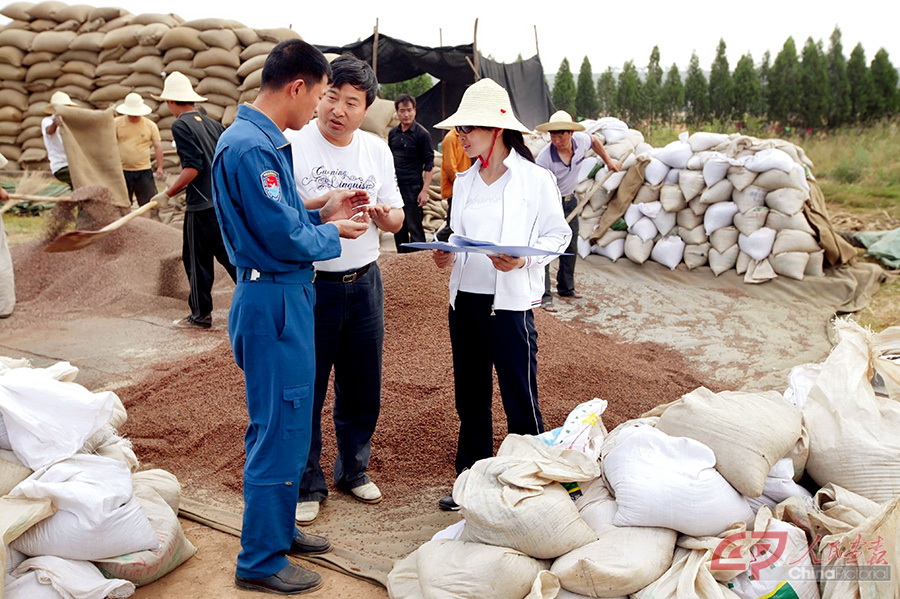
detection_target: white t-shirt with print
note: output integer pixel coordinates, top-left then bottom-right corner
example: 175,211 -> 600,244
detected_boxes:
286,121 -> 403,272
457,170 -> 509,294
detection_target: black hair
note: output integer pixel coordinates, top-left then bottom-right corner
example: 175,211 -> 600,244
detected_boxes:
260,39 -> 331,93
394,93 -> 416,110
329,55 -> 378,107
502,130 -> 535,163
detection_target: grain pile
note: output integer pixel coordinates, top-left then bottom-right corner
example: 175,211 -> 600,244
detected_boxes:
118,250 -> 713,510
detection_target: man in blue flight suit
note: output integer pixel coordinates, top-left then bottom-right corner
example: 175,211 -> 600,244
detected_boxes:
212,39 -> 369,595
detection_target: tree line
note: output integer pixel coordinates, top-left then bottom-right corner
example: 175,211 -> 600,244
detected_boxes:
551,27 -> 900,130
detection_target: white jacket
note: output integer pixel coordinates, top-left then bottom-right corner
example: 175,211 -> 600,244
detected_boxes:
448,150 -> 571,311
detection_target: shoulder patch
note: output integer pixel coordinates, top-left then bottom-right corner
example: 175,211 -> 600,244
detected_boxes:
260,170 -> 282,201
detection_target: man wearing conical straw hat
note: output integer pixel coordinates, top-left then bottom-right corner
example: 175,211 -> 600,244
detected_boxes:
114,92 -> 164,215
429,78 -> 571,511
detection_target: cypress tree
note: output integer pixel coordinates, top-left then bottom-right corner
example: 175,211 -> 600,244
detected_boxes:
847,43 -> 874,121
708,39 -> 734,121
798,37 -> 831,129
616,61 -> 641,123
768,37 -> 800,127
552,58 -> 577,116
596,68 -> 618,116
661,62 -> 685,123
684,52 -> 709,124
642,46 -> 664,123
870,48 -> 900,119
575,56 -> 599,119
732,53 -> 763,119
758,50 -> 772,109
827,27 -> 852,126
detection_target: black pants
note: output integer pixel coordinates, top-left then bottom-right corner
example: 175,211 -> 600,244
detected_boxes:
182,207 -> 237,324
52,167 -> 72,190
123,169 -> 157,206
448,292 -> 543,474
393,183 -> 425,252
543,196 -> 579,300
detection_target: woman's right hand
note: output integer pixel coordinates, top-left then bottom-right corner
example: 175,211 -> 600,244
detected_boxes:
432,250 -> 453,268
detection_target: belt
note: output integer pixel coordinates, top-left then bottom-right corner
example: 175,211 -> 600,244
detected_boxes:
314,262 -> 373,283
237,267 -> 315,284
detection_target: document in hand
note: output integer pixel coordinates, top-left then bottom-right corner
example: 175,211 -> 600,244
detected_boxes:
402,234 -> 569,257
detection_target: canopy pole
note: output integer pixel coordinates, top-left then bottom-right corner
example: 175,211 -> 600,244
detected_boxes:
472,18 -> 480,80
534,25 -> 540,59
439,28 -> 443,46
372,18 -> 379,78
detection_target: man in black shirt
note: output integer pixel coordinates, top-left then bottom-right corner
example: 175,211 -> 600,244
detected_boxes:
152,72 -> 236,329
387,93 -> 434,253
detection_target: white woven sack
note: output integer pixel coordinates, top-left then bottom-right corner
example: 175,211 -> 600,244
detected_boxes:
594,229 -> 626,248
664,167 -> 681,185
637,201 -> 662,219
387,539 -> 558,599
602,170 -> 627,192
574,479 -> 617,533
738,227 -> 776,261
634,182 -> 662,204
593,238 -> 625,261
678,224 -> 707,246
802,320 -> 900,503
653,210 -> 676,236
7,556 -> 135,599
677,208 -> 703,230
656,386 -> 803,497
602,424 -> 754,536
0,448 -> 31,496
765,187 -> 808,215
9,454 -> 158,560
660,184 -> 686,212
709,244 -> 739,276
805,250 -> 825,276
679,169 -> 705,201
744,458 -> 813,513
683,243 -> 710,270
732,185 -> 768,212
576,236 -> 591,259
687,150 -> 711,170
595,117 -> 628,143
455,435 -> 599,559
700,178 -> 734,204
688,132 -> 729,153
702,153 -> 732,186
588,186 -> 610,210
688,197 -> 708,216
551,525 -> 677,598
770,252 -> 810,280
742,148 -> 796,173
773,229 -> 820,254
733,206 -> 769,236
704,201 -> 739,236
624,234 -> 653,264
578,217 -> 599,240
630,217 -> 658,242
765,210 -> 816,235
735,251 -> 751,275
624,203 -> 644,227
642,156 -> 667,186
726,165 -> 757,192
651,236 -> 685,270
754,166 -> 807,192
655,140 -> 692,169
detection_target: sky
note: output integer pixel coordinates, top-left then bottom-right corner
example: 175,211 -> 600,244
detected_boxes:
6,1 -> 898,74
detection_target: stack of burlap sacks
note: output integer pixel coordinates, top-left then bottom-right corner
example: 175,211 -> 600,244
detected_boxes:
0,356 -> 195,598
0,1 -> 308,173
528,118 -> 845,283
388,318 -> 900,599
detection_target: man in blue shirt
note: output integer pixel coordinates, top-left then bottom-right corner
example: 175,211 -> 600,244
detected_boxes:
212,40 -> 368,596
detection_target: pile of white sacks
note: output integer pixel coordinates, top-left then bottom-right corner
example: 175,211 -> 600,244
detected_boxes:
388,318 -> 900,599
527,118 -> 828,284
0,357 -> 195,598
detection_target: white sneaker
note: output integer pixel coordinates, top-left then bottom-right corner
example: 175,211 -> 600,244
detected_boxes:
295,501 -> 320,525
349,481 -> 382,504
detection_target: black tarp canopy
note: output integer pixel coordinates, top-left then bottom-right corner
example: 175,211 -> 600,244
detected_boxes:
316,34 -> 554,147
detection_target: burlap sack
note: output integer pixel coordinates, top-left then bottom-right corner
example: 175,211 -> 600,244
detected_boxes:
0,121 -> 19,137
95,61 -> 132,77
256,27 -> 301,42
0,2 -> 34,20
164,60 -> 205,80
19,147 -> 48,162
0,64 -> 26,81
77,17 -> 106,33
198,28 -> 238,49
98,45 -> 127,62
239,41 -> 275,61
180,17 -> 243,30
26,0 -> 67,20
196,77 -> 240,100
0,106 -> 22,121
233,27 -> 260,46
240,68 -> 262,91
22,136 -> 47,150
55,72 -> 93,89
98,15 -> 135,34
237,53 -> 267,78
54,18 -> 82,31
55,104 -> 128,205
238,88 -> 259,104
222,104 -> 238,127
69,31 -> 104,52
55,3 -> 93,21
0,27 -> 36,51
122,72 -> 163,88
203,64 -> 240,84
201,92 -> 238,108
193,47 -> 240,69
131,13 -> 182,27
163,46 -> 194,63
30,29 -> 75,52
131,55 -> 164,75
0,89 -> 28,111
61,59 -> 96,77
201,103 -> 224,121
27,17 -> 55,31
87,6 -> 126,21
119,44 -> 160,63
137,22 -> 170,46
100,23 -> 143,49
156,26 -> 208,51
0,45 -> 25,66
27,62 -> 63,84
0,143 -> 22,161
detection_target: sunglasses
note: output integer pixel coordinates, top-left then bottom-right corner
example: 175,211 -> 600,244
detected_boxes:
455,125 -> 479,134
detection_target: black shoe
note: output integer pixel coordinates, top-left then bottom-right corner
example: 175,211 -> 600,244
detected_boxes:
288,529 -> 332,556
172,316 -> 211,329
438,493 -> 460,511
235,563 -> 323,595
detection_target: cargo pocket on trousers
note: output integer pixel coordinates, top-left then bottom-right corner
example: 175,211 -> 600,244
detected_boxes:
282,384 -> 310,440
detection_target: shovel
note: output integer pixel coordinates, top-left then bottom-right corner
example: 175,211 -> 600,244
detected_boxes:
0,193 -> 82,216
43,200 -> 158,253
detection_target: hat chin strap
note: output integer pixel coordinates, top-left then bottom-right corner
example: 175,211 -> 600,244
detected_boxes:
478,129 -> 502,168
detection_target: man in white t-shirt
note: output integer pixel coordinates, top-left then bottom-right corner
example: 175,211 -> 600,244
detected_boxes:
40,91 -> 77,189
285,56 -> 404,525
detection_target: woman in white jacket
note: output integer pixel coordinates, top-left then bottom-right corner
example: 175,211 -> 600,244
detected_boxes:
431,79 -> 571,511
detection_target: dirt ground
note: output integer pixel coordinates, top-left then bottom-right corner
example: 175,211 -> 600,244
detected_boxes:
1,220 -> 885,597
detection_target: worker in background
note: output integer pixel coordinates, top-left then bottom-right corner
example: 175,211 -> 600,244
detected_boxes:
213,39 -> 369,595
151,72 -> 236,330
434,128 -> 471,242
0,151 -> 14,318
41,91 -> 76,189
114,93 -> 164,218
388,93 -> 434,252
535,111 -> 621,313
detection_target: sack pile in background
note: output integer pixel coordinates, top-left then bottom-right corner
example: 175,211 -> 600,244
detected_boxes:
0,356 -> 196,598
388,319 -> 900,599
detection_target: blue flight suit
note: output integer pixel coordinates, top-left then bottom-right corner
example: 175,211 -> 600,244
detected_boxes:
212,104 -> 342,579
